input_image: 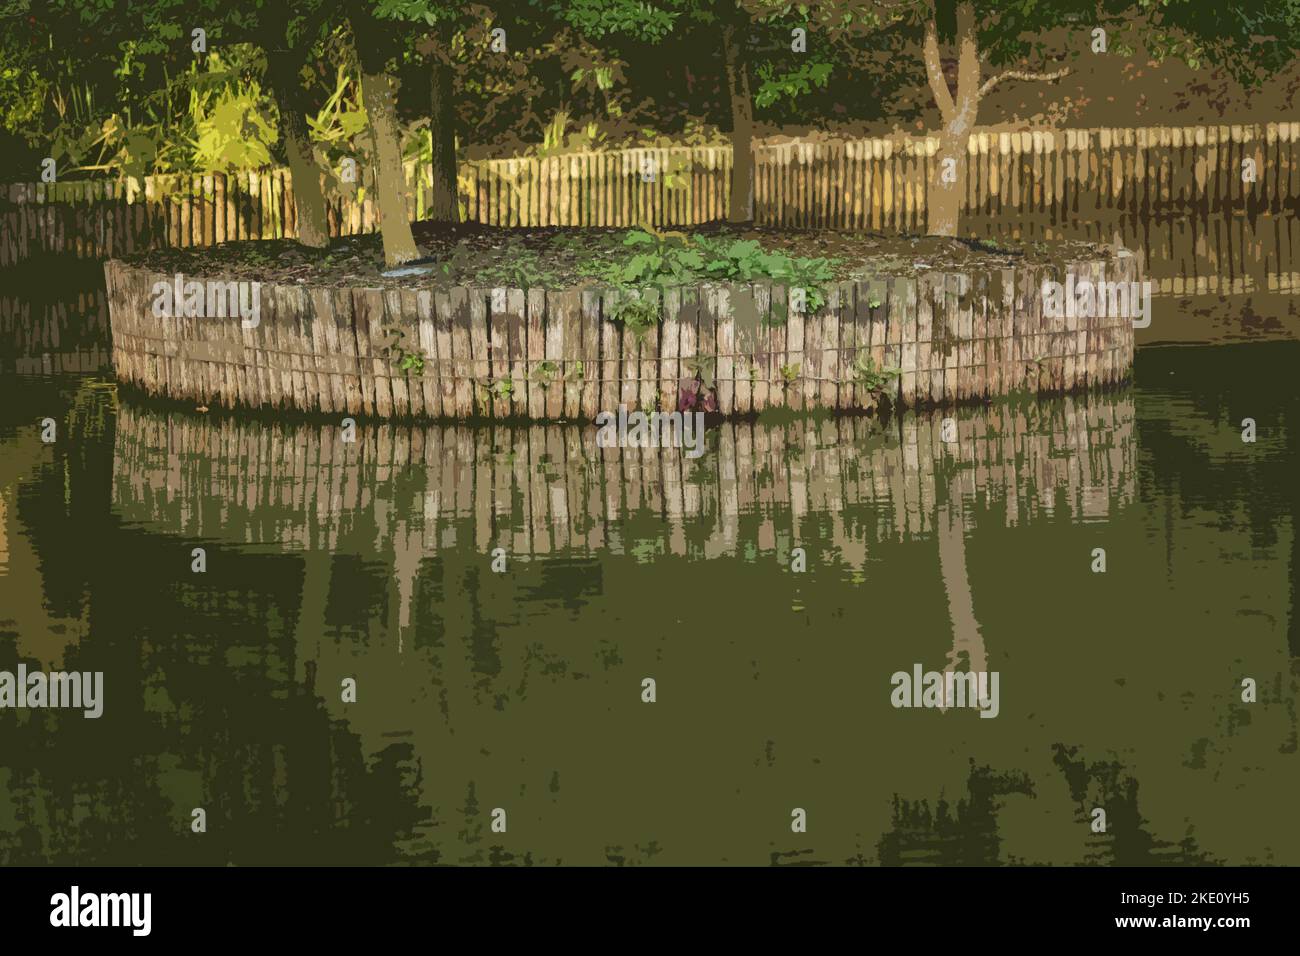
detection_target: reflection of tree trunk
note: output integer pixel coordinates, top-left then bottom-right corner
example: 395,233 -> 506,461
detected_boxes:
1289,500 -> 1300,661
293,551 -> 332,688
428,34 -> 460,224
351,12 -> 420,268
937,495 -> 986,707
392,519 -> 420,653
722,22 -> 755,225
269,51 -> 330,249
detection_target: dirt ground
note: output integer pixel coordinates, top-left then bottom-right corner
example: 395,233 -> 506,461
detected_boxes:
123,221 -> 1108,290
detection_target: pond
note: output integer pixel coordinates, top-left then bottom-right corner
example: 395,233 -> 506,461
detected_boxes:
0,214 -> 1296,866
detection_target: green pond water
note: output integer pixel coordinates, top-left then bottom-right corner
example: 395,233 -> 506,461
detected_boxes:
0,215 -> 1297,866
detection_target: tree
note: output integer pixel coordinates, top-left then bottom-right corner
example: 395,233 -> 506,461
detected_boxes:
374,1 -> 464,224
720,9 -> 756,223
262,2 -> 342,248
919,0 -> 1091,236
153,0 -> 344,249
549,0 -> 764,224
915,0 -> 1300,236
348,0 -> 421,267
590,0 -> 854,226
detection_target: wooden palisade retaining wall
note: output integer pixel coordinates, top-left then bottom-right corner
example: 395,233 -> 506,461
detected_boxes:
105,253 -> 1137,420
6,122 -> 1298,266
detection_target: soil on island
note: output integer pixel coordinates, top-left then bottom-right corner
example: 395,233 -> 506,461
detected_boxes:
121,220 -> 1111,290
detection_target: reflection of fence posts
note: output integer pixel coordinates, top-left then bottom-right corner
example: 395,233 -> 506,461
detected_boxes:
965,211 -> 1300,299
0,288 -> 110,370
110,395 -> 1136,564
5,122 -> 1299,266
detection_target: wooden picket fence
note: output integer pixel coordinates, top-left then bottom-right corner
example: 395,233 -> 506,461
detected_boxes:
4,121 -> 1298,266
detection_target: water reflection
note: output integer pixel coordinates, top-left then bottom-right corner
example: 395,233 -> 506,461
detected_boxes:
0,212 -> 1296,866
2,360 -> 1294,865
110,400 -> 1136,563
967,212 -> 1300,344
0,266 -> 110,375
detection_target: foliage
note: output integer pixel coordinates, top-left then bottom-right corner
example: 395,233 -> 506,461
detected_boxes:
609,294 -> 660,339
602,228 -> 836,309
682,354 -> 716,391
754,59 -> 835,108
850,351 -> 900,393
530,359 -> 560,386
2,0 -> 1297,203
383,327 -> 427,375
191,79 -> 276,171
604,228 -> 705,285
307,66 -> 370,151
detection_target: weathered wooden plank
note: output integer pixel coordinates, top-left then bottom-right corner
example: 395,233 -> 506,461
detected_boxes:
544,288 -> 566,419
354,287 -> 390,417
580,289 -> 601,420
599,289 -> 622,415
415,288 -> 439,418
637,286 -> 660,413
506,288 -> 527,419
526,287 -> 547,419
489,287 -> 512,418
384,288 -> 413,417
715,285 -> 735,415
468,288 -> 490,417
560,287 -> 584,419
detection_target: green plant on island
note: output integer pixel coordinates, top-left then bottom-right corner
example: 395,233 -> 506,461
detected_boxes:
682,355 -> 716,391
530,359 -> 560,388
382,328 -> 426,376
850,352 -> 900,394
609,294 -> 660,340
601,228 -> 837,332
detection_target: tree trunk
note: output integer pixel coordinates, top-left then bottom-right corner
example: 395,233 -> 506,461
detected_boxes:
722,23 -> 755,225
928,130 -> 968,237
429,44 -> 460,224
922,1 -> 981,237
269,53 -> 330,249
351,13 -> 420,268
